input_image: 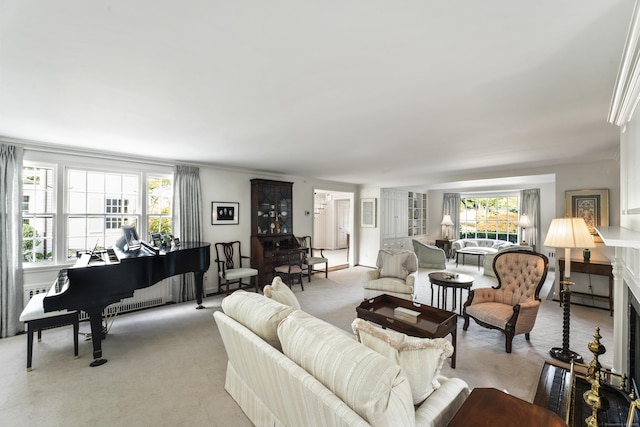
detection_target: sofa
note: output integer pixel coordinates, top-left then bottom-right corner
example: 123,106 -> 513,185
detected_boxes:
214,290 -> 470,427
451,238 -> 516,255
363,249 -> 418,301
412,240 -> 447,269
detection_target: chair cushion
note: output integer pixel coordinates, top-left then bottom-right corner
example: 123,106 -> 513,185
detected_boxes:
221,290 -> 294,351
352,318 -> 453,405
305,256 -> 328,266
465,302 -> 513,329
277,311 -> 414,425
220,267 -> 258,281
378,250 -> 412,279
263,276 -> 301,310
363,277 -> 413,294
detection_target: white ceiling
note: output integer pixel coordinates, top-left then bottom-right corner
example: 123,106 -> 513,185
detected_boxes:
0,1 -> 633,188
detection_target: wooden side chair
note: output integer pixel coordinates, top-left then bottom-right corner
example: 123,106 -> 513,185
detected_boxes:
462,251 -> 549,353
295,235 -> 328,282
214,241 -> 259,295
19,292 -> 79,371
273,250 -> 305,290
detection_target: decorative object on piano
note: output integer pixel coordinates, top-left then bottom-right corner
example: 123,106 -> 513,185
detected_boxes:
211,201 -> 239,225
565,189 -> 609,243
150,233 -> 162,248
120,224 -> 141,251
544,217 -> 595,363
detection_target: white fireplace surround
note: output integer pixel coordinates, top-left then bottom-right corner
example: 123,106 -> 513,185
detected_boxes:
596,226 -> 640,377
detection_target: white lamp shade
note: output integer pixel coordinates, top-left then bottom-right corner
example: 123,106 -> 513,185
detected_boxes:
544,218 -> 595,249
517,214 -> 531,228
441,214 -> 454,226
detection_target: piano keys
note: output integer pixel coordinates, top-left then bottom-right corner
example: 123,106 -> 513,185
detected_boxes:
44,241 -> 211,366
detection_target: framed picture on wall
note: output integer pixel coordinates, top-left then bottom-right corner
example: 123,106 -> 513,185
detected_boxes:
361,198 -> 376,228
211,201 -> 240,225
565,189 -> 609,242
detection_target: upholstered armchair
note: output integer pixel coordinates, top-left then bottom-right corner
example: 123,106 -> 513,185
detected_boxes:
412,239 -> 447,269
363,249 -> 418,301
462,251 -> 549,353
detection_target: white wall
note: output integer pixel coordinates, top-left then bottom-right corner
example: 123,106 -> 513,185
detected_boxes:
358,186 -> 382,267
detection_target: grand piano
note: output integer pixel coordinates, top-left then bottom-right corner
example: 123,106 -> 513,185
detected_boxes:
43,240 -> 211,367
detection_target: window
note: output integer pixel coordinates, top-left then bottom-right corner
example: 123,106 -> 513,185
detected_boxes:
459,195 -> 519,243
67,169 -> 140,260
147,176 -> 173,235
22,166 -> 55,263
22,153 -> 173,266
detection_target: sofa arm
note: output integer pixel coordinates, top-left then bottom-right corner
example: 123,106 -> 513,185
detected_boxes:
451,240 -> 464,252
514,300 -> 541,335
415,376 -> 470,427
406,271 -> 418,287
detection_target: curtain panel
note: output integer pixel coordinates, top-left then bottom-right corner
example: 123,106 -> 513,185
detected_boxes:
520,188 -> 540,251
0,144 -> 24,338
442,193 -> 461,240
173,165 -> 202,302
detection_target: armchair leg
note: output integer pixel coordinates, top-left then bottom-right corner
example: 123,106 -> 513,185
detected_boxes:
307,266 -> 312,283
505,332 -> 514,353
525,332 -> 531,341
462,314 -> 470,331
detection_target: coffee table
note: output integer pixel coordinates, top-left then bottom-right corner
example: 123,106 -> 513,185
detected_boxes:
356,294 -> 458,368
428,272 -> 474,315
455,248 -> 486,270
447,388 -> 567,427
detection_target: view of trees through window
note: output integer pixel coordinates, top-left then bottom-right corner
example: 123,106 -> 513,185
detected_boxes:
148,177 -> 172,236
459,195 -> 520,243
22,166 -> 54,262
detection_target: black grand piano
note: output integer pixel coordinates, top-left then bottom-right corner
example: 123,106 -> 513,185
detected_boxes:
44,240 -> 211,367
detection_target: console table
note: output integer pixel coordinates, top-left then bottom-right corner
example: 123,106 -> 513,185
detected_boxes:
435,239 -> 454,259
558,258 -> 613,316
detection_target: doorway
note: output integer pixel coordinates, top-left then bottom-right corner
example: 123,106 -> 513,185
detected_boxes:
313,190 -> 354,270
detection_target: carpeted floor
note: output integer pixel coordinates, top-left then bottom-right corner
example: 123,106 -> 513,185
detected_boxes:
0,262 -> 613,426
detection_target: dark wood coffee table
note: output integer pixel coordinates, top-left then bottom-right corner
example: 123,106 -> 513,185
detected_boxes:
447,388 -> 568,427
428,272 -> 474,315
356,294 -> 458,368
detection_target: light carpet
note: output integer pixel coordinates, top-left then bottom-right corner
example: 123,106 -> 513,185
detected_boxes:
0,262 -> 613,426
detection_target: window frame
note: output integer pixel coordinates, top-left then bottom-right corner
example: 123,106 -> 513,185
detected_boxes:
459,192 -> 520,243
21,162 -> 57,264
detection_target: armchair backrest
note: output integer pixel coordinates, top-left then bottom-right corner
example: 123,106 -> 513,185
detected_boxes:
493,251 -> 549,305
214,241 -> 245,272
295,235 -> 312,256
375,249 -> 418,280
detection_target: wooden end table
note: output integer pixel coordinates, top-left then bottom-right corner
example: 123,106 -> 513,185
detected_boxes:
428,272 -> 474,315
447,388 -> 568,427
356,294 -> 458,368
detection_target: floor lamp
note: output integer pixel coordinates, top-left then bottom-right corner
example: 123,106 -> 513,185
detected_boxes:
543,217 -> 595,363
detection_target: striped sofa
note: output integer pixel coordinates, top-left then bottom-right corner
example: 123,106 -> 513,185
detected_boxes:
214,291 -> 470,427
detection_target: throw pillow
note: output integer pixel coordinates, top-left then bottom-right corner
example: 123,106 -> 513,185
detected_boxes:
378,250 -> 411,279
351,318 -> 453,405
263,276 -> 301,310
464,240 -> 479,247
221,290 -> 294,351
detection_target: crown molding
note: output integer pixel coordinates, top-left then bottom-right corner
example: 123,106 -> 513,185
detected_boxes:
609,0 -> 640,126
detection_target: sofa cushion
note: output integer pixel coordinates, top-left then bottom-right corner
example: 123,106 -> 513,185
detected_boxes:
351,318 -> 453,405
464,240 -> 478,247
221,290 -> 294,351
278,311 -> 414,426
263,276 -> 301,310
378,250 -> 411,279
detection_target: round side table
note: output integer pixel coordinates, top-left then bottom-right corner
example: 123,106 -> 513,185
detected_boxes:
428,272 -> 474,315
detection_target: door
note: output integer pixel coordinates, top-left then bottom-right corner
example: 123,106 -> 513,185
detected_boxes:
335,199 -> 350,249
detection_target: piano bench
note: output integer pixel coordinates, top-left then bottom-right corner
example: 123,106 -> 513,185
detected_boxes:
19,293 -> 79,372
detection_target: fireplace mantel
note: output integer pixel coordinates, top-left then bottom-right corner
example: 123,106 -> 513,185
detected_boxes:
597,226 -> 640,248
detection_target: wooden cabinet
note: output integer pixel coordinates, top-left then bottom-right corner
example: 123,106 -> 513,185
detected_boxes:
381,189 -> 408,240
250,179 -> 299,287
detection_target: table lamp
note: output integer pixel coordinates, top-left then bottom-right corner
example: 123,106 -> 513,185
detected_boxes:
543,217 -> 595,363
441,215 -> 454,240
517,214 -> 531,245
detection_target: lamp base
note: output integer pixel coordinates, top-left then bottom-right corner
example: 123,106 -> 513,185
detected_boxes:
549,347 -> 583,363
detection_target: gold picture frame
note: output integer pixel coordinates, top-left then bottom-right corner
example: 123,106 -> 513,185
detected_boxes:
564,189 -> 609,242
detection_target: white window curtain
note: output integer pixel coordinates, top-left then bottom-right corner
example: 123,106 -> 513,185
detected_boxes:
442,193 -> 460,240
520,188 -> 540,251
173,165 -> 202,302
1,144 -> 24,338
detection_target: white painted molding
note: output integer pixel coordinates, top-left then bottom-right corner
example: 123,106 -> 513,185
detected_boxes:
609,0 -> 640,126
597,225 -> 640,247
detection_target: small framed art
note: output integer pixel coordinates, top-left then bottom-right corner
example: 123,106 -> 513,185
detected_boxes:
212,201 -> 240,225
565,189 -> 609,242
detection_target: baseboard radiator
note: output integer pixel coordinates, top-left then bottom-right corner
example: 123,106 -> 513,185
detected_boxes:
23,280 -> 170,322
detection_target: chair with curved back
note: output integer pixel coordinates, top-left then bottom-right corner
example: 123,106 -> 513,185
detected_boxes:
412,239 -> 446,269
273,250 -> 305,290
214,241 -> 259,295
363,249 -> 418,301
462,250 -> 549,353
295,235 -> 328,282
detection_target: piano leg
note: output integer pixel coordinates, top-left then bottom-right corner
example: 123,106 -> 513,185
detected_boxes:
88,311 -> 108,367
195,271 -> 205,310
